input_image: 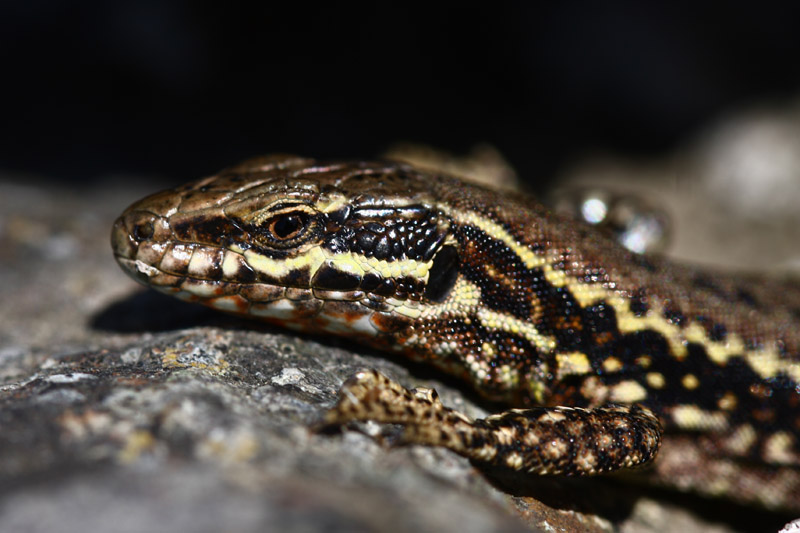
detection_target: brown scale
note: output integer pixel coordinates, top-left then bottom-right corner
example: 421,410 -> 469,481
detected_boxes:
112,155 -> 800,511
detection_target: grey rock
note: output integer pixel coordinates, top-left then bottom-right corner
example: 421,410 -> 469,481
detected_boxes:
0,173 -> 791,533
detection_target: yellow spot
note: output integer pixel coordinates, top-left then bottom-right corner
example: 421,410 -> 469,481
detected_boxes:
681,373 -> 700,390
476,444 -> 498,461
764,431 -> 796,465
609,380 -> 647,403
717,391 -> 737,411
496,364 -> 520,389
491,426 -> 518,446
544,437 -> 569,460
505,452 -> 524,469
222,250 -> 245,279
645,372 -> 665,389
576,451 -> 598,474
602,357 -> 623,373
671,405 -> 728,431
530,384 -> 547,405
745,347 -> 785,380
723,424 -> 757,455
556,352 -> 592,376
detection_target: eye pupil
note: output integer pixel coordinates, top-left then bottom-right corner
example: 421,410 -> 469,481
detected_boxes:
270,214 -> 304,240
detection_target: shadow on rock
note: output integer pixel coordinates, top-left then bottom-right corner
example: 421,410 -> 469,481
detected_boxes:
91,290 -> 245,333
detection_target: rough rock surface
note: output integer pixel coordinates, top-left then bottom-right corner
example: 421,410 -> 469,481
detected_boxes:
0,170 -> 794,533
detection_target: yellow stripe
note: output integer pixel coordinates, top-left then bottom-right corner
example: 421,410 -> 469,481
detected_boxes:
243,246 -> 431,282
439,204 -> 547,270
440,204 -> 796,385
477,308 -> 557,353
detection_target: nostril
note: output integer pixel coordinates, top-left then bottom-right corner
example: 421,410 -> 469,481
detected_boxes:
133,221 -> 155,241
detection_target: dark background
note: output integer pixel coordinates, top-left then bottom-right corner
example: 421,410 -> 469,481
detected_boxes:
3,1 -> 800,189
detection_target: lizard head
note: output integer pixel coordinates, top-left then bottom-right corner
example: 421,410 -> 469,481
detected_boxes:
111,155 -> 460,341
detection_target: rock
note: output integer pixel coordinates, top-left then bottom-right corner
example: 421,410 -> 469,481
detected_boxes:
0,173 -> 791,533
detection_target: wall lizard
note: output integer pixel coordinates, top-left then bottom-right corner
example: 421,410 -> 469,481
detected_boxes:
111,155 -> 800,511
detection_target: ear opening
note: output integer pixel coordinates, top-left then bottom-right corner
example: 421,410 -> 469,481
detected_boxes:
423,245 -> 459,303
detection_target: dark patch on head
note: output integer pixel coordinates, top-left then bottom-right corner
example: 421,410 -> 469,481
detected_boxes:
374,278 -> 397,297
312,264 -> 362,291
364,222 -> 385,234
360,272 -> 382,292
373,235 -> 391,259
370,310 -> 413,333
280,266 -> 311,287
393,276 -> 422,301
424,245 -> 459,303
355,231 -> 377,251
233,261 -> 257,284
326,206 -> 351,226
345,206 -> 447,262
420,230 -> 447,262
174,216 -> 242,245
323,227 -> 355,254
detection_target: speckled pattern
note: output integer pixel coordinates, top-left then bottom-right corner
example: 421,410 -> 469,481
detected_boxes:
113,155 -> 800,510
325,369 -> 660,476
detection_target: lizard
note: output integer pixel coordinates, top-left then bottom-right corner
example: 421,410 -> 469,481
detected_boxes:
111,154 -> 800,510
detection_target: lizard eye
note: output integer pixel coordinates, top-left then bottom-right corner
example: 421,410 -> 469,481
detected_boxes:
268,212 -> 309,240
250,205 -> 319,249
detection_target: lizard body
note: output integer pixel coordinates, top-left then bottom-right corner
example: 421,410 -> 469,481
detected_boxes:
112,155 -> 800,509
